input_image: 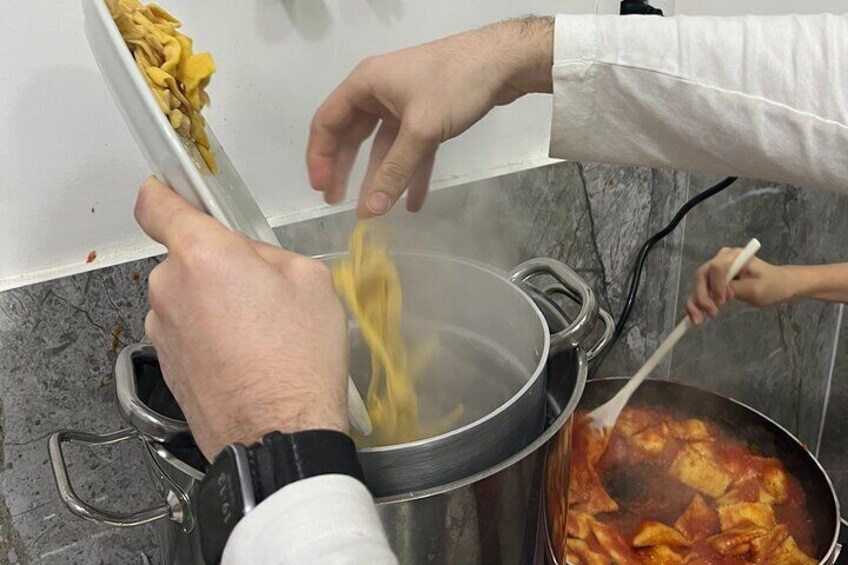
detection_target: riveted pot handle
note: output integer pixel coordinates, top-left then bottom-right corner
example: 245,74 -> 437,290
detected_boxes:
584,307 -> 615,362
523,282 -> 613,362
510,258 -> 599,355
48,428 -> 183,528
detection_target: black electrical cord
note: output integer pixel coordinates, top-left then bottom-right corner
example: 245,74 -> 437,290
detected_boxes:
620,0 -> 664,15
591,176 -> 739,374
588,2 -> 738,372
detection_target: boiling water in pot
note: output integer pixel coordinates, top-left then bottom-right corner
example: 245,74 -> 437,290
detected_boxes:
349,318 -> 531,448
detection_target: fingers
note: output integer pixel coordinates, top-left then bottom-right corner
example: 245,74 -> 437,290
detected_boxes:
406,150 -> 436,213
708,248 -> 742,308
692,264 -> 719,318
307,81 -> 380,205
686,297 -> 705,326
307,120 -> 340,195
135,176 -> 223,248
327,145 -> 361,205
356,123 -> 439,218
360,121 -> 399,201
688,247 -> 755,324
707,259 -> 732,308
307,89 -> 356,192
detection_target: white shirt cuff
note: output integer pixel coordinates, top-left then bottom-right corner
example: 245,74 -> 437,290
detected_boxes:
222,474 -> 397,565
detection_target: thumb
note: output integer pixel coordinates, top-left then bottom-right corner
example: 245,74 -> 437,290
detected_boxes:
357,125 -> 438,218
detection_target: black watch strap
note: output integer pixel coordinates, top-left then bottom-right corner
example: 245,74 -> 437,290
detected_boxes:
198,429 -> 366,565
248,429 -> 366,504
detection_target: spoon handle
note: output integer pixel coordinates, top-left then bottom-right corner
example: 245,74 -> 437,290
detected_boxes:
600,238 -> 763,424
630,238 -> 762,390
725,239 -> 763,283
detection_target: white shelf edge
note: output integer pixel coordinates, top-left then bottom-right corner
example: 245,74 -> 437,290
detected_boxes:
0,155 -> 561,293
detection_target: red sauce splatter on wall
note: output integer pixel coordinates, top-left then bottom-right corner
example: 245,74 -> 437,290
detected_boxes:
110,322 -> 124,354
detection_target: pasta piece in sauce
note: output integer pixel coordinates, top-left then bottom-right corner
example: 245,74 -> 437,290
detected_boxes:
562,408 -> 818,564
674,495 -> 719,543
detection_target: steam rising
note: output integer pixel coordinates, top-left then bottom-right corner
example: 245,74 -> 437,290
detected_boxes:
273,173 -> 533,271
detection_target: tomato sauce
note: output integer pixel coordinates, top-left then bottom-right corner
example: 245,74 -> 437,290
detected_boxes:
563,408 -> 816,564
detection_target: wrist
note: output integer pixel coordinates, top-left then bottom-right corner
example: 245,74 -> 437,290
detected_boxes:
485,16 -> 554,99
207,405 -> 349,461
782,266 -> 817,301
239,411 -> 348,444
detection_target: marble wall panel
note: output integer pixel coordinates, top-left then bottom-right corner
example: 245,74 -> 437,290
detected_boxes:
0,163 -> 776,563
817,306 -> 848,510
670,176 -> 848,448
0,259 -> 160,564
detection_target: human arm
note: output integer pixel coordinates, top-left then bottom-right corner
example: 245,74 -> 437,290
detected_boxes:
134,177 -> 397,564
307,17 -> 554,217
550,14 -> 848,193
686,247 -> 848,325
308,14 -> 848,218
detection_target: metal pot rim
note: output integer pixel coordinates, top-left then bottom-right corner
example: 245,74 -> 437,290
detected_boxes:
143,348 -> 588,505
316,250 -> 553,455
557,377 -> 843,565
374,348 -> 587,504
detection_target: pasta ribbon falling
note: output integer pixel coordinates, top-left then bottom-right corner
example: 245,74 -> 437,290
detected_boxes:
108,0 -> 218,173
333,223 -> 463,446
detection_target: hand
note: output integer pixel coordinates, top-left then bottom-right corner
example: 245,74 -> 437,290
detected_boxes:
686,247 -> 798,325
307,17 -> 554,218
135,177 -> 349,460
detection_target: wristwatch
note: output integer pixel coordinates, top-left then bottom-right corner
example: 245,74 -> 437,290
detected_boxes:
196,429 -> 366,565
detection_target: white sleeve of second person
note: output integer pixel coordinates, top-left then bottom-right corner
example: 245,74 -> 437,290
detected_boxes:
222,474 -> 398,565
551,13 -> 848,194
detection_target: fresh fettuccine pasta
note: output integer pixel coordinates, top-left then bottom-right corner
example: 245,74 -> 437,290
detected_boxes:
333,223 -> 463,446
333,223 -> 421,445
108,0 -> 218,173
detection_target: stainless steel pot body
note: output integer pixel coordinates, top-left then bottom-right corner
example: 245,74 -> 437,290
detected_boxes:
53,345 -> 587,565
124,346 -> 588,565
336,252 -> 607,497
49,254 -> 609,564
543,378 -> 843,565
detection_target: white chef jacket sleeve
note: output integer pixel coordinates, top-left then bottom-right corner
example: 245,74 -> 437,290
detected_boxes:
551,14 -> 848,194
222,474 -> 398,565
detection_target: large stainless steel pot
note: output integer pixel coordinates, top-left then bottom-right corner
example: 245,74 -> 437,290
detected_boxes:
118,252 -> 610,497
335,252 -> 607,496
543,378 -> 843,565
49,254 -> 611,564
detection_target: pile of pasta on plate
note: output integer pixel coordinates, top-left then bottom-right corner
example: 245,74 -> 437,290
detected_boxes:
108,0 -> 217,173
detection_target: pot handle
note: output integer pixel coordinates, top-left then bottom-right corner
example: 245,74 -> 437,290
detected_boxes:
48,428 -> 184,527
584,307 -> 615,362
510,258 -> 611,357
528,283 -> 614,362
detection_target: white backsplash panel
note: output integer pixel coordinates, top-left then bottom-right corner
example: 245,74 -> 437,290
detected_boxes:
2,0 -> 843,291
0,0 -> 593,291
